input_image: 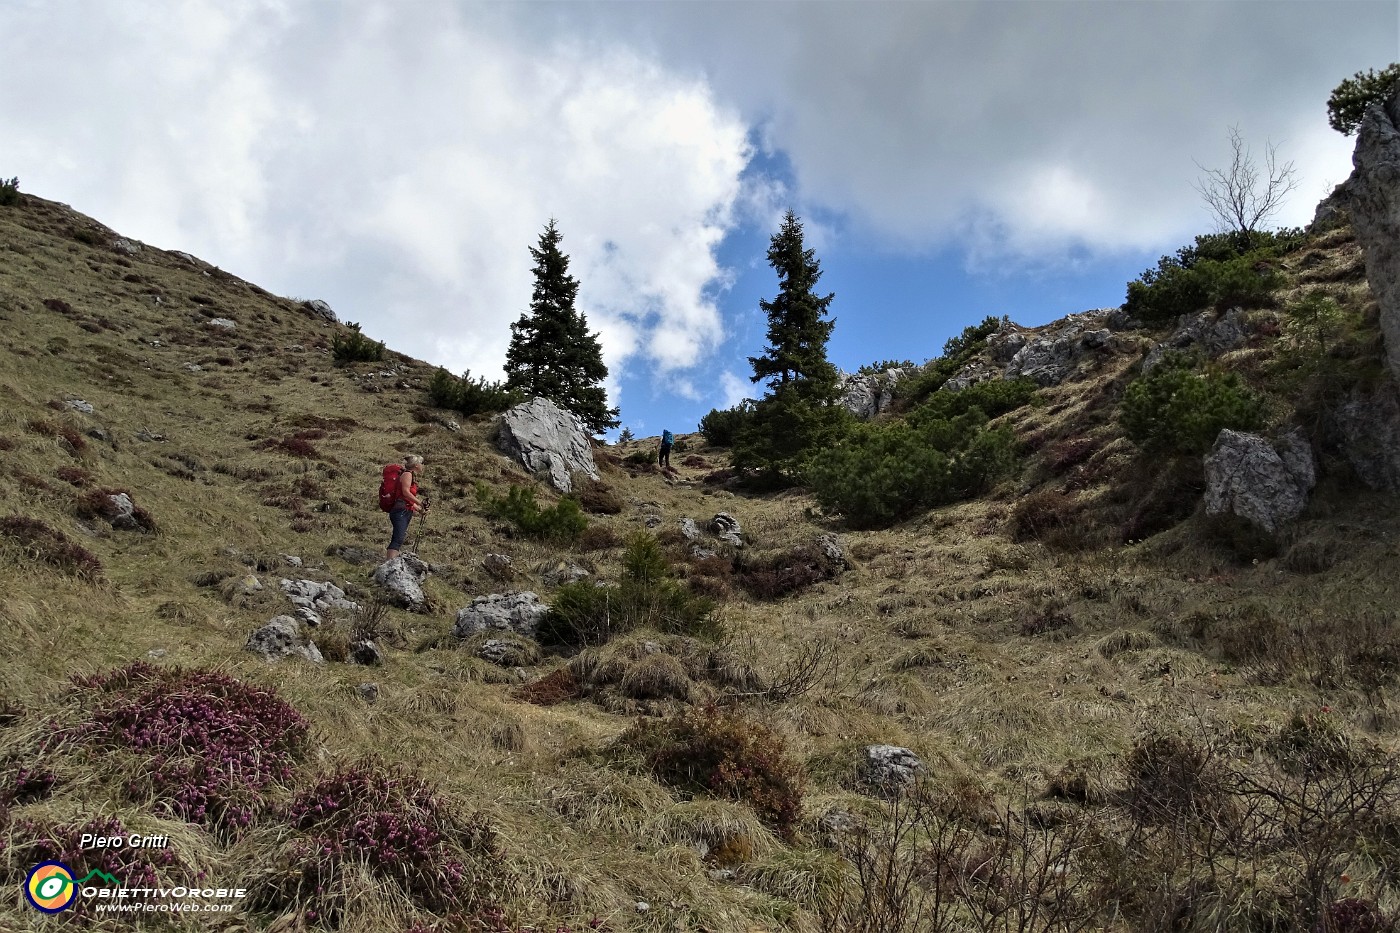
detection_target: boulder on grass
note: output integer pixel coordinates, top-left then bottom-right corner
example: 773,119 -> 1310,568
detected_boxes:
494,397 -> 599,494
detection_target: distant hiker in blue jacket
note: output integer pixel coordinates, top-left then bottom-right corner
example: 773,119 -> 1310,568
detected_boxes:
659,429 -> 674,468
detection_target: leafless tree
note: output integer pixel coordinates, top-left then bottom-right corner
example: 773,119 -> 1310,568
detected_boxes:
1193,125 -> 1299,248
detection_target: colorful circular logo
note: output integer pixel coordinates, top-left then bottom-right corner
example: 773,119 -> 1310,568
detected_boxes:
25,862 -> 77,913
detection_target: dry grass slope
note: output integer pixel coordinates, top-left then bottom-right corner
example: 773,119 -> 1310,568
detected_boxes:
1,192 -> 1399,931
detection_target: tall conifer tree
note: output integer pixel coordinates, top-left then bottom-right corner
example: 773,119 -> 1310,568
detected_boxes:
504,220 -> 619,434
735,210 -> 847,483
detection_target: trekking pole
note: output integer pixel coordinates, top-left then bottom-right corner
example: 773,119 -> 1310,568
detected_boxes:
409,498 -> 430,556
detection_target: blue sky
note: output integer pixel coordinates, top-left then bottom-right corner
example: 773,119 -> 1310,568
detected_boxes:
1,1 -> 1394,440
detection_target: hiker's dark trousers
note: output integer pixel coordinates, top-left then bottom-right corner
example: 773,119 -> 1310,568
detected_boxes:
388,506 -> 412,551
660,444 -> 672,467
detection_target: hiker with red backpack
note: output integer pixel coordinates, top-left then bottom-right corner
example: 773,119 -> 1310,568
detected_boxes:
380,454 -> 427,559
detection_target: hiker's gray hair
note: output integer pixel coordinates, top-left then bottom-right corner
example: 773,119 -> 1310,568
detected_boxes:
404,454 -> 424,469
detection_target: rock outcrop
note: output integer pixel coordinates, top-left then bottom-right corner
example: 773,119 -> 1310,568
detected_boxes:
839,368 -> 909,420
707,512 -> 743,547
495,397 -> 599,494
1142,309 -> 1248,373
1338,94 -> 1400,378
1003,309 -> 1116,386
453,592 -> 549,640
1324,90 -> 1400,492
302,299 -> 338,324
280,578 -> 360,626
1204,429 -> 1317,535
1333,379 -> 1400,492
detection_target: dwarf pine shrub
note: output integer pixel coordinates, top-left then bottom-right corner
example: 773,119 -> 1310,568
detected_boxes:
1123,230 -> 1301,323
540,532 -> 718,647
1119,356 -> 1264,456
807,409 -> 1017,529
0,176 -> 19,206
330,322 -> 384,364
699,400 -> 755,447
427,367 -> 521,416
475,483 -> 587,543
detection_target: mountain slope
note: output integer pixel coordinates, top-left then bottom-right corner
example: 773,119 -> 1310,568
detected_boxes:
2,190 -> 1399,932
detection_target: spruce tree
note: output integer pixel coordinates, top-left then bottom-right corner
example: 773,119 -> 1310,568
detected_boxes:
505,220 -> 619,434
734,210 -> 848,483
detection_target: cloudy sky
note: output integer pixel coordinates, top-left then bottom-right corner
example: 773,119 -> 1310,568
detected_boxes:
2,1 -> 1395,437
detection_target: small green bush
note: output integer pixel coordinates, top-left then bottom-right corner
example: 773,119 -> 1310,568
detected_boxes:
426,367 -> 521,417
474,484 -> 587,543
619,706 -> 805,840
331,322 -> 385,365
1119,356 -> 1264,456
699,401 -> 755,447
539,533 -> 718,646
0,177 -> 19,206
625,448 -> 656,466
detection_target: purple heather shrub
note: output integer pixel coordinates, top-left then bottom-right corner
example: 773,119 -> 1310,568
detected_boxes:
60,662 -> 308,836
264,760 -> 502,927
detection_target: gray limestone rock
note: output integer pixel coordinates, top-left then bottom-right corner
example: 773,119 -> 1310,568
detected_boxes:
494,397 -> 599,493
371,555 -> 429,611
65,399 -> 94,414
817,533 -> 848,568
1004,310 -> 1117,386
1142,309 -> 1248,373
945,360 -> 1000,391
206,318 -> 237,329
839,368 -> 909,420
538,560 -> 590,586
280,578 -> 360,615
302,299 -> 339,324
453,592 -> 549,640
1333,375 -> 1400,492
708,512 -> 742,547
679,517 -> 702,541
482,553 -> 514,579
245,615 -> 324,664
350,640 -> 385,667
863,745 -> 925,795
1334,92 -> 1400,378
1204,429 -> 1317,535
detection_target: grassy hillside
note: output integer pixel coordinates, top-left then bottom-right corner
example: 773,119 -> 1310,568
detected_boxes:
2,191 -> 1399,932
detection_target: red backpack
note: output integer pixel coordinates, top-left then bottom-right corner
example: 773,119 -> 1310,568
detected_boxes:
378,464 -> 405,511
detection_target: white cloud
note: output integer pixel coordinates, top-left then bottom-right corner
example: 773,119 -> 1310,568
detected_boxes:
718,370 -> 753,409
545,2 -> 1396,258
0,0 -> 751,395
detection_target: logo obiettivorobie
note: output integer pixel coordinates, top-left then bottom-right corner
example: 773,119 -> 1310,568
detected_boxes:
24,863 -> 120,913
24,862 -> 77,913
